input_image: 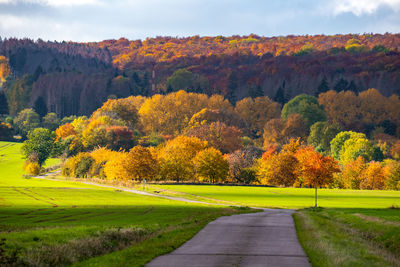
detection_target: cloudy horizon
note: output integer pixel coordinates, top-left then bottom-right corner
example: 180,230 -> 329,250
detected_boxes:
0,0 -> 400,42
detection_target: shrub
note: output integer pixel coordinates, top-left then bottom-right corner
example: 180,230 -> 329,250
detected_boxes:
24,161 -> 41,175
75,155 -> 95,178
61,152 -> 93,178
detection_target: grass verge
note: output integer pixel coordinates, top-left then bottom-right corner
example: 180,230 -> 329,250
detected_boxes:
293,207 -> 400,267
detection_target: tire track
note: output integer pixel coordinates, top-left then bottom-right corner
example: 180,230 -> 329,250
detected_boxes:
12,187 -> 58,207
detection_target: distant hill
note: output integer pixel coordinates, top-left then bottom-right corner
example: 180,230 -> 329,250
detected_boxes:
1,33 -> 400,117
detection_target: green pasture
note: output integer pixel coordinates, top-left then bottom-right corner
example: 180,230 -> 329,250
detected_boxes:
0,142 -> 245,266
147,184 -> 400,209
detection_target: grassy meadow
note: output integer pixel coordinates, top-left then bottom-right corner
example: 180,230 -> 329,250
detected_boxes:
145,184 -> 400,209
0,142 -> 249,266
1,141 -> 400,266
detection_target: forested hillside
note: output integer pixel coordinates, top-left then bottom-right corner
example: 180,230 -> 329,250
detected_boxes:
1,33 -> 400,117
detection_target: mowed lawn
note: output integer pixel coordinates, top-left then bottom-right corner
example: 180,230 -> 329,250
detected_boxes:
148,184 -> 400,209
0,142 -> 247,266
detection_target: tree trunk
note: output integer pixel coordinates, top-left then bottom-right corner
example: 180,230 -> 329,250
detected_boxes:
315,187 -> 318,207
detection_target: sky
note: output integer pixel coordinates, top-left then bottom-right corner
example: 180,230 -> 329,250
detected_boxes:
0,0 -> 400,42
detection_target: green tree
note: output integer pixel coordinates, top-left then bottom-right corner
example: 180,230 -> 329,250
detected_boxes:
340,137 -> 378,165
14,108 -> 40,137
281,94 -> 326,129
372,45 -> 389,53
4,74 -> 33,115
60,115 -> 78,125
308,122 -> 341,153
42,113 -> 60,131
22,128 -> 55,166
330,131 -> 366,161
75,154 -> 95,178
294,44 -> 316,56
166,69 -> 195,92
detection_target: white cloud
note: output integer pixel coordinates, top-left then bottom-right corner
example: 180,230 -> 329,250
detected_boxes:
0,14 -> 102,41
43,0 -> 100,6
332,0 -> 400,16
0,0 -> 100,6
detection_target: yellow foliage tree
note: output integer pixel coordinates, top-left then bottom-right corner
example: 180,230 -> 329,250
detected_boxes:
55,123 -> 76,140
342,156 -> 366,189
158,136 -> 208,182
193,147 -> 229,183
103,152 -> 130,180
235,96 -> 281,138
89,147 -> 121,178
139,91 -> 209,135
0,56 -> 11,83
24,161 -> 41,175
93,96 -> 139,127
125,146 -> 158,181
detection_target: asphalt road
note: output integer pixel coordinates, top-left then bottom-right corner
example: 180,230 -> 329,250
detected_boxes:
147,209 -> 310,267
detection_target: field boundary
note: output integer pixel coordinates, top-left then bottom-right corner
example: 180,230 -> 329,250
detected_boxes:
33,173 -> 243,208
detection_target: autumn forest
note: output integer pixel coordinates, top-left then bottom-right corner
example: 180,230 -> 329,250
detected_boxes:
1,33 -> 400,191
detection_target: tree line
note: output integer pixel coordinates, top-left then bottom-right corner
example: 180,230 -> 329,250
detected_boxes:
14,88 -> 400,191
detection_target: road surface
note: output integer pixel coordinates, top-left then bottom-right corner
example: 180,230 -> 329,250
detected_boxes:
147,208 -> 310,267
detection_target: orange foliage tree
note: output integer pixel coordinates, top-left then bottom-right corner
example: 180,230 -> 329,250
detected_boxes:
341,156 -> 366,189
359,161 -> 386,190
256,139 -> 302,187
295,146 -> 339,207
55,123 -> 76,140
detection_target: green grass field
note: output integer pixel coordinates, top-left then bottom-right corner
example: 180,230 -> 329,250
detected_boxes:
0,142 -> 248,266
1,141 -> 400,266
146,184 -> 400,209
